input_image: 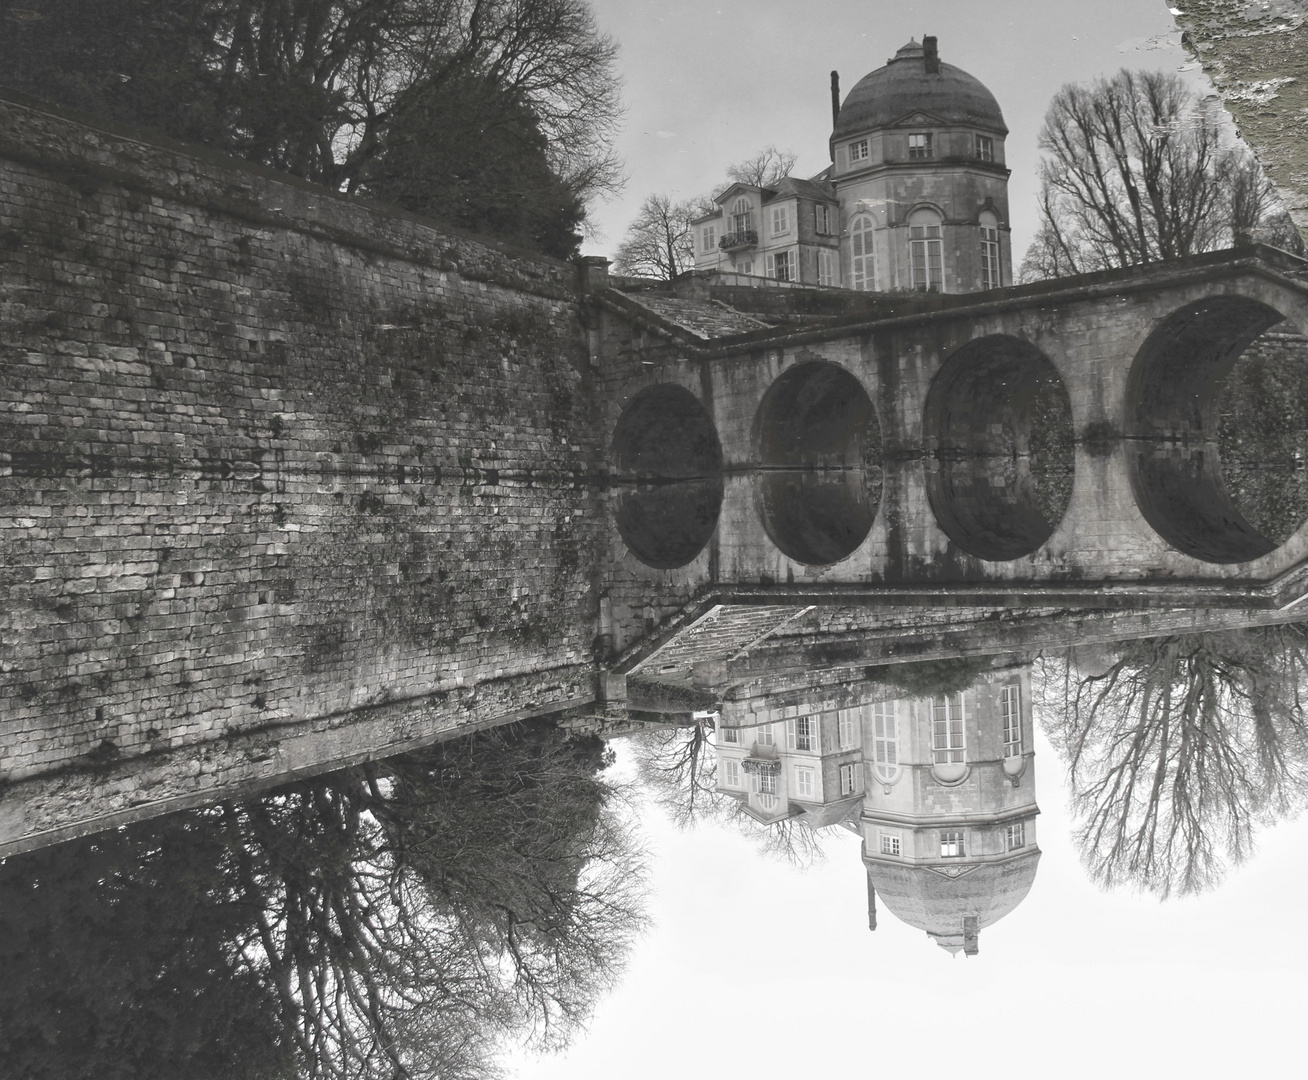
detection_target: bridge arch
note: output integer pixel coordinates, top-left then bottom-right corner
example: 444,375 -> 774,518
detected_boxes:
924,335 -> 1074,561
612,383 -> 723,569
753,361 -> 881,565
1126,295 -> 1300,564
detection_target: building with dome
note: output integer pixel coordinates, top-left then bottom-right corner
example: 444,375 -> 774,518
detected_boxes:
690,36 -> 1013,293
860,665 -> 1040,955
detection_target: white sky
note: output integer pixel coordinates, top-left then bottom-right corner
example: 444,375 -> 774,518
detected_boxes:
580,0 -> 1214,264
506,722 -> 1308,1080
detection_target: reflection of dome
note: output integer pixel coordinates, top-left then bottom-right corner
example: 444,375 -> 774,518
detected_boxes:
833,39 -> 1007,139
867,850 -> 1040,954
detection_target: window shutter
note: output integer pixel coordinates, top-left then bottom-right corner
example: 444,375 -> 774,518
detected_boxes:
766,252 -> 776,278
810,718 -> 820,753
786,718 -> 796,749
854,762 -> 864,790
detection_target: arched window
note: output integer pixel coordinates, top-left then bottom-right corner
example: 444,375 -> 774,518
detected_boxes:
979,210 -> 1001,290
908,208 -> 943,291
850,213 -> 876,292
731,197 -> 753,236
872,701 -> 900,783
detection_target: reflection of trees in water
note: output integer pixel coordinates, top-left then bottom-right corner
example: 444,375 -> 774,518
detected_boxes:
0,720 -> 646,1080
629,718 -> 834,867
1041,625 -> 1308,898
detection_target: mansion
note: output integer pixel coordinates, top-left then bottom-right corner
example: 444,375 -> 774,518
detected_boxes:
691,37 -> 1013,294
713,665 -> 1040,956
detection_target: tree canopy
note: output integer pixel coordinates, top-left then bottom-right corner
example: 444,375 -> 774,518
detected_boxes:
0,0 -> 622,258
1040,624 -> 1308,897
0,719 -> 646,1079
1021,68 -> 1303,280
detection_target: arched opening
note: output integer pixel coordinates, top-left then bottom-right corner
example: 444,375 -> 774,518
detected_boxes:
1127,296 -> 1307,563
611,384 -> 723,569
754,361 -> 882,565
925,335 -> 1074,561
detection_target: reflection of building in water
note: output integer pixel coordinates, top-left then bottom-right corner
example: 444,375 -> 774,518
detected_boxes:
715,663 -> 1039,955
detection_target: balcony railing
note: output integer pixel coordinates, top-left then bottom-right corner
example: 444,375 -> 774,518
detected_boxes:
718,230 -> 758,251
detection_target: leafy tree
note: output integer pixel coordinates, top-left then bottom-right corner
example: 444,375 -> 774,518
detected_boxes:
0,718 -> 646,1080
0,815 -> 290,1080
1021,68 -> 1303,280
1039,624 -> 1308,897
0,0 -> 621,256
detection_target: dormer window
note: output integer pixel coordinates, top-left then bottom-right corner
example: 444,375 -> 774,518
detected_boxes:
975,134 -> 994,162
908,133 -> 933,159
849,139 -> 869,162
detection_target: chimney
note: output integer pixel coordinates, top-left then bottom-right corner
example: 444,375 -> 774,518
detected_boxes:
830,70 -> 841,130
963,915 -> 979,956
923,36 -> 939,74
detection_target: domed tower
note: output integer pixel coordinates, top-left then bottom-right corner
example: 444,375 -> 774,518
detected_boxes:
860,664 -> 1040,955
831,36 -> 1012,293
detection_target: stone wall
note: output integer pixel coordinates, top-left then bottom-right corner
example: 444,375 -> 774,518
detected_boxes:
0,89 -> 603,836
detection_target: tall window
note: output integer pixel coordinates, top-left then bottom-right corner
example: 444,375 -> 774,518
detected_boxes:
1006,821 -> 1026,850
932,694 -> 966,764
839,762 -> 863,795
849,139 -> 869,162
975,134 -> 994,162
872,701 -> 900,782
818,249 -> 836,287
723,759 -> 741,787
794,766 -> 815,798
755,723 -> 775,747
731,197 -> 753,235
940,830 -> 965,858
850,214 -> 876,292
1001,684 -> 1022,756
908,133 -> 933,159
909,216 -> 943,291
770,204 -> 789,236
981,214 -> 1001,290
754,770 -> 777,795
766,250 -> 794,281
838,708 -> 859,750
787,715 -> 818,751
815,204 -> 834,234
701,224 -> 716,252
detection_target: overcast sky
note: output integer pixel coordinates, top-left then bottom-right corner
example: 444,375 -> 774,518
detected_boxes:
581,0 -> 1212,264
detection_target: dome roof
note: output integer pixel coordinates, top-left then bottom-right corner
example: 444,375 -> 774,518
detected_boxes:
834,39 -> 1007,139
867,850 -> 1040,953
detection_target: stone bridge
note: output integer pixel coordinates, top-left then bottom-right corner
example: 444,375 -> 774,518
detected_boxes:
593,246 -> 1308,625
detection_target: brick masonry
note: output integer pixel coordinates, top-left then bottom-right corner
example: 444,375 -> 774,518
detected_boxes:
0,91 -> 605,851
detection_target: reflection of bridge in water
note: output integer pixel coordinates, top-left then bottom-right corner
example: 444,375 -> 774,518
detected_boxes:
4,88 -> 1308,859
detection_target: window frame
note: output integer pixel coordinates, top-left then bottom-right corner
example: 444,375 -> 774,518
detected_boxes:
975,134 -> 994,162
786,715 -> 818,752
872,701 -> 900,782
794,765 -> 815,799
849,139 -> 870,162
818,248 -> 836,287
908,132 -> 934,159
701,224 -> 717,253
755,722 -> 775,747
909,220 -> 943,291
849,213 -> 876,292
815,204 -> 834,234
931,694 -> 966,764
1001,684 -> 1022,757
765,249 -> 795,282
720,726 -> 740,745
1006,821 -> 1026,850
722,758 -> 741,787
940,830 -> 966,858
770,204 -> 790,237
880,831 -> 902,856
839,761 -> 863,795
730,197 -> 753,235
981,223 -> 1001,290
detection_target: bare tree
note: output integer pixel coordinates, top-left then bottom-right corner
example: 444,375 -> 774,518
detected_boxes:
628,716 -> 730,826
1039,625 -> 1308,897
611,194 -> 699,279
725,144 -> 798,189
1021,68 -> 1302,280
